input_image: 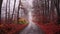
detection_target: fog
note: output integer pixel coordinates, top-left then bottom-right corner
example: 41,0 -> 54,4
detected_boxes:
1,0 -> 33,20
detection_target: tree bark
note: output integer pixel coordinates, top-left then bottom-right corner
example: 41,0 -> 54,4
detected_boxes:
8,0 -> 10,23
0,0 -> 3,24
5,0 -> 8,23
17,0 -> 21,23
12,0 -> 16,20
54,0 -> 60,24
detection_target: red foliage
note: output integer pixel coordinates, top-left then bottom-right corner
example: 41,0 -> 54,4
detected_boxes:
35,22 -> 60,34
0,24 -> 28,34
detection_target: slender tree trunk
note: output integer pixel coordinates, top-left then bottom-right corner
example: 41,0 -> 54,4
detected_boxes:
11,0 -> 16,23
17,0 -> 21,23
8,0 -> 10,23
0,0 -> 3,24
5,0 -> 8,23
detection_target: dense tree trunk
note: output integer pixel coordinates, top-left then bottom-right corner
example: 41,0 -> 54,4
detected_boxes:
0,0 -> 3,24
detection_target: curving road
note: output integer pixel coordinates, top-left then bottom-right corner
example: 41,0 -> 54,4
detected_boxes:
19,22 -> 44,34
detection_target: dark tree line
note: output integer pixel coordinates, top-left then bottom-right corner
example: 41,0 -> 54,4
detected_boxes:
53,0 -> 60,24
33,0 -> 60,24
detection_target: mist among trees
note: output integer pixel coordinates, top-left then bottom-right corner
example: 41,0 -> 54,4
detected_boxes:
0,0 -> 60,24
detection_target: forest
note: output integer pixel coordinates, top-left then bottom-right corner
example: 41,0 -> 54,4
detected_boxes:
0,0 -> 60,24
0,0 -> 60,34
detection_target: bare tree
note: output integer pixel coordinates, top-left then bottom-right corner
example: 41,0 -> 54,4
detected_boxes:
8,0 -> 10,23
17,0 -> 21,23
0,0 -> 3,24
5,0 -> 8,23
54,0 -> 60,16
11,0 -> 16,23
53,0 -> 60,24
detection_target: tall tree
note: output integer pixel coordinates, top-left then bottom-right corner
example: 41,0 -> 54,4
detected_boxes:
17,0 -> 21,23
5,0 -> 8,23
54,0 -> 60,24
11,0 -> 16,23
8,0 -> 10,23
0,0 -> 3,24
